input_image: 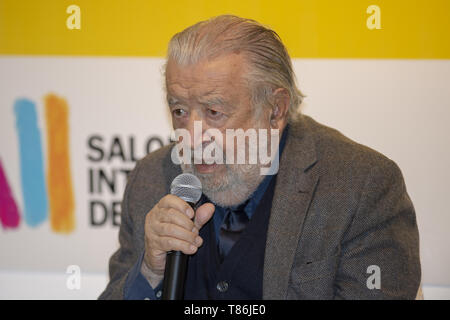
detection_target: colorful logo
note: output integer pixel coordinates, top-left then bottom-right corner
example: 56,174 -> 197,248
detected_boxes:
0,93 -> 75,233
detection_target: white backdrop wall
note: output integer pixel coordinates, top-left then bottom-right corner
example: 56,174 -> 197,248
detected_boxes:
0,57 -> 449,298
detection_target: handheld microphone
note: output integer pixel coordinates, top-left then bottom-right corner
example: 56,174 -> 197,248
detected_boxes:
162,173 -> 202,300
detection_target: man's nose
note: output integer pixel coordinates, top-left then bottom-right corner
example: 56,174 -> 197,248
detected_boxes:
185,110 -> 208,150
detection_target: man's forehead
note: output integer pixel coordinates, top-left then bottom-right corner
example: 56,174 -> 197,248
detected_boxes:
166,53 -> 247,89
166,75 -> 227,94
167,87 -> 227,103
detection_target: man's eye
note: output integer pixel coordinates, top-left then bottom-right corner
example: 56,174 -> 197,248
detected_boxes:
172,109 -> 187,118
207,109 -> 223,119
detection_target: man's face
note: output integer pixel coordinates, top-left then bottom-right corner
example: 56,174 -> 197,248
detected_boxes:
165,53 -> 271,206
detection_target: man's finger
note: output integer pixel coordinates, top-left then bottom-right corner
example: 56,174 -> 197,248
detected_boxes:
193,202 -> 215,230
158,194 -> 195,219
156,222 -> 200,246
156,236 -> 198,255
158,207 -> 195,231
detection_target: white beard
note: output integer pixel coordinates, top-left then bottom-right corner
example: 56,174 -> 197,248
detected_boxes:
178,116 -> 276,207
181,162 -> 265,207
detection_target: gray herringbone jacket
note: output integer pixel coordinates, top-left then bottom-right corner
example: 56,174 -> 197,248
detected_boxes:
99,114 -> 421,299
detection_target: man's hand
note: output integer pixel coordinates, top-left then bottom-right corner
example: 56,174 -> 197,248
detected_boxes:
141,194 -> 215,288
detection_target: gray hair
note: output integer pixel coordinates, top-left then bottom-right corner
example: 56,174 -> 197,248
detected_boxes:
166,15 -> 305,120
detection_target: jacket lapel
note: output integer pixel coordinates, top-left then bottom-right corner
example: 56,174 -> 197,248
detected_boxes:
263,114 -> 319,299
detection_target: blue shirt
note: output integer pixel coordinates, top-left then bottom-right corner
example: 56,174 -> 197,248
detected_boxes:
124,125 -> 289,300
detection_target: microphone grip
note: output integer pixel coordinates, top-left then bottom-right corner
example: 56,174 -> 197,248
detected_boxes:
161,201 -> 197,300
162,251 -> 188,300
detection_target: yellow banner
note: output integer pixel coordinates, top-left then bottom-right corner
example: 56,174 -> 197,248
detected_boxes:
0,0 -> 449,58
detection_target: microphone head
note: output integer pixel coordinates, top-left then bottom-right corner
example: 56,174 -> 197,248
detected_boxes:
170,173 -> 202,204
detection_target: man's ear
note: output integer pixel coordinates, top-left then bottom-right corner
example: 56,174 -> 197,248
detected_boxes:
270,88 -> 290,129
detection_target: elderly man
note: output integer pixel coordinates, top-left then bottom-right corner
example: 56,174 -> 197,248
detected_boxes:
99,15 -> 421,300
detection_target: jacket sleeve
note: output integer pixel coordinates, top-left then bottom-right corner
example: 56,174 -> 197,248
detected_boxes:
98,160 -> 143,300
334,158 -> 421,299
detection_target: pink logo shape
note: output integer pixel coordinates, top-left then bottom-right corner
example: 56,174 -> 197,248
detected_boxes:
0,159 -> 20,229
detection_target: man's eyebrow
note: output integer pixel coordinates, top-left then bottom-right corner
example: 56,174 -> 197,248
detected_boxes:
167,95 -> 180,105
198,95 -> 227,106
167,93 -> 231,108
